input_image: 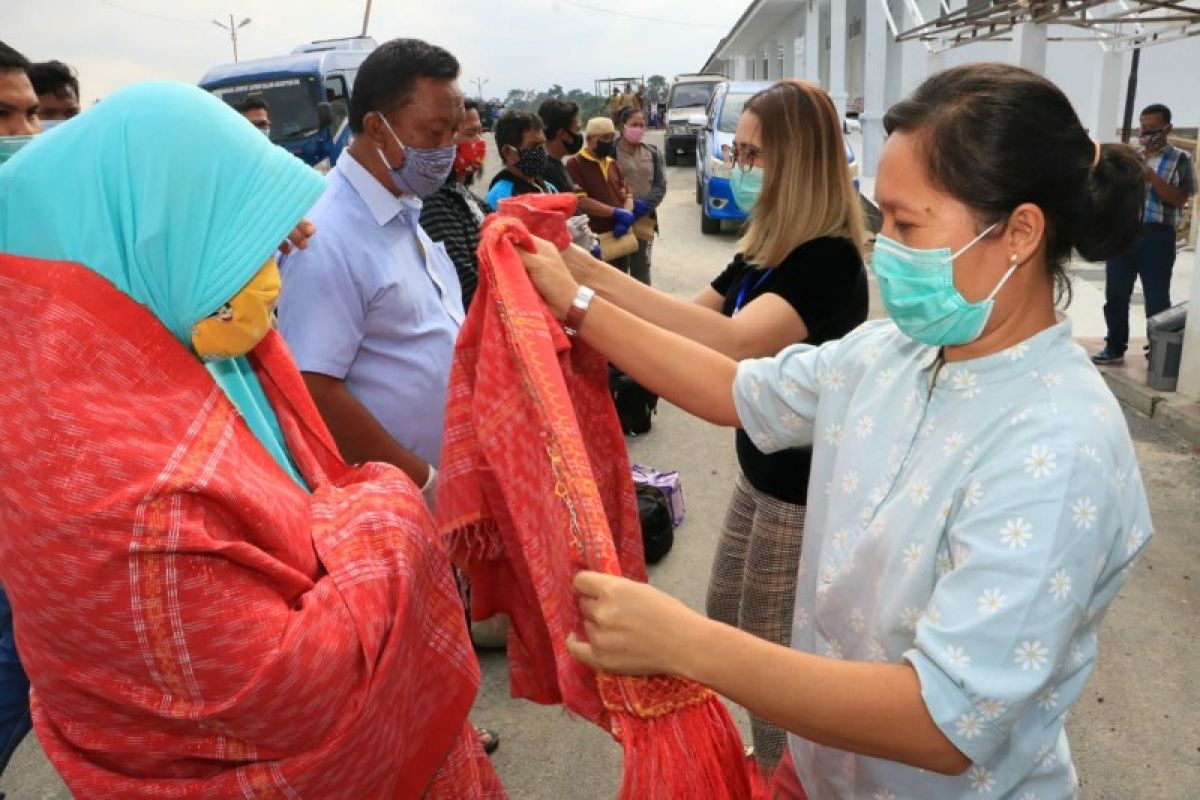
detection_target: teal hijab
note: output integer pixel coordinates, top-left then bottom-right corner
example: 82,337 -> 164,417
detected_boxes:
0,82 -> 327,489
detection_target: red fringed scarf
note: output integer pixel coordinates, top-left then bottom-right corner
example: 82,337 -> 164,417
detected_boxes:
436,194 -> 761,798
0,254 -> 503,799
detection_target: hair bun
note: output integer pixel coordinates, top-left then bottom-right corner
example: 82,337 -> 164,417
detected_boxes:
1073,143 -> 1144,262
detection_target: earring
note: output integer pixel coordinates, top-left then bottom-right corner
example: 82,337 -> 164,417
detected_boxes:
1010,254 -> 1019,266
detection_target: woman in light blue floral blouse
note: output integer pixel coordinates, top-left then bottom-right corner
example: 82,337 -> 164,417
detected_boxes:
519,64 -> 1152,799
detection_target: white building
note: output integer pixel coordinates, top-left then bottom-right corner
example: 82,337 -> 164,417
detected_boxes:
702,0 -> 1200,402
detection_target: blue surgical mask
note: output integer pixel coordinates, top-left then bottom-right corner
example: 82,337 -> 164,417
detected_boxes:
0,135 -> 35,166
872,223 -> 1018,346
730,166 -> 763,212
374,113 -> 455,198
39,119 -> 64,132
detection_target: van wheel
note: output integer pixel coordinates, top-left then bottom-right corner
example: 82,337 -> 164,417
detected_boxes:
701,209 -> 721,235
665,148 -> 677,167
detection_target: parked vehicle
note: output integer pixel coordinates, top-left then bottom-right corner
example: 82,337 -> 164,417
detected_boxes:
693,81 -> 861,234
663,74 -> 726,166
200,37 -> 376,170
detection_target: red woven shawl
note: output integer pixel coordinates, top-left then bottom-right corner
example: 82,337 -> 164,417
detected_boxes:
436,195 -> 760,798
0,254 -> 502,799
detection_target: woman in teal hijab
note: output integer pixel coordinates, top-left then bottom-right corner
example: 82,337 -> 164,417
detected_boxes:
0,81 -> 325,486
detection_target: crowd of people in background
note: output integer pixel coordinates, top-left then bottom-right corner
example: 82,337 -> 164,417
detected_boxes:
0,26 -> 1191,800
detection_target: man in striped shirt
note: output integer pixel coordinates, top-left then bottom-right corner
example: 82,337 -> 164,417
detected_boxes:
1095,103 -> 1196,366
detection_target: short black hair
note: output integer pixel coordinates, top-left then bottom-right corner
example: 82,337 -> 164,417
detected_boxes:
538,99 -> 578,139
1140,103 -> 1172,125
348,38 -> 459,135
464,98 -> 480,114
27,60 -> 78,100
494,110 -> 543,156
0,41 -> 30,74
235,95 -> 270,114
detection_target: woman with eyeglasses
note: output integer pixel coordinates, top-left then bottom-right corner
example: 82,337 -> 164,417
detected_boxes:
546,79 -> 868,772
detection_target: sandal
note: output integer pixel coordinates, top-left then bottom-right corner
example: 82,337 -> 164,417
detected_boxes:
476,726 -> 501,756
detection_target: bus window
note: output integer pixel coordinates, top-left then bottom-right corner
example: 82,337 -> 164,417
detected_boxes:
324,75 -> 349,131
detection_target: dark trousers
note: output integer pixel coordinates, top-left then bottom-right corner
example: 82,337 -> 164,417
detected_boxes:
0,587 -> 30,776
1103,223 -> 1177,355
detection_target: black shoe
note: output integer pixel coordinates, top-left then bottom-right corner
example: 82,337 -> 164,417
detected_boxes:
1092,347 -> 1125,366
476,726 -> 501,756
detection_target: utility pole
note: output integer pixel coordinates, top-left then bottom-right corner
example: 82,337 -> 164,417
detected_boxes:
473,77 -> 490,101
212,14 -> 251,62
361,0 -> 373,36
1120,47 -> 1141,144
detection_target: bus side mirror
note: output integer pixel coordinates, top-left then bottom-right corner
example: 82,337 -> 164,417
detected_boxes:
317,102 -> 334,130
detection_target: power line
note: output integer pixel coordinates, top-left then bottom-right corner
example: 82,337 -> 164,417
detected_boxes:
96,0 -> 209,25
552,0 -> 728,29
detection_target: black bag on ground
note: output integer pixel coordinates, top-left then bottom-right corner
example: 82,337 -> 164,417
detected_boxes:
609,367 -> 658,435
636,483 -> 675,564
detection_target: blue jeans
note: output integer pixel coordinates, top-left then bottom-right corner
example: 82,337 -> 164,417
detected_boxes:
1103,223 -> 1177,356
0,586 -> 30,775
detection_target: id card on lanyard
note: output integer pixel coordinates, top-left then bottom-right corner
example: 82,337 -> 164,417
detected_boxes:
734,268 -> 775,315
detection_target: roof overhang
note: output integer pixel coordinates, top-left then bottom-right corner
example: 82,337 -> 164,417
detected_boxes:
702,0 -> 807,71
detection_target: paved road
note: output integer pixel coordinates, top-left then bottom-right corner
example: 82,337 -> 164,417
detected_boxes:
2,133 -> 1197,799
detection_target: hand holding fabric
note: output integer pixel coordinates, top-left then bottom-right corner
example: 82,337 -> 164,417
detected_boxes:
631,199 -> 652,219
566,571 -> 706,678
515,235 -> 580,319
611,207 -> 635,237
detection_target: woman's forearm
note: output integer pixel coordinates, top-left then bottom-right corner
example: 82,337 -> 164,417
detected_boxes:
682,618 -> 971,776
578,297 -> 740,427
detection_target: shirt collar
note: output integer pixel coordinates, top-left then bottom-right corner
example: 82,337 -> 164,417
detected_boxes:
932,314 -> 1075,388
337,149 -> 421,227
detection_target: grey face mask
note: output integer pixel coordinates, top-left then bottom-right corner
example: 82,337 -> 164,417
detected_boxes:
374,113 -> 455,198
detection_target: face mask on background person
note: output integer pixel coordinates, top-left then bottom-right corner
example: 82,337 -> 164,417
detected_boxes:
374,112 -> 455,198
510,144 -> 547,177
454,139 -> 486,175
623,123 -> 645,145
593,139 -> 616,159
730,166 -> 764,212
191,258 -> 282,361
871,223 -> 1019,347
562,130 -> 584,155
0,135 -> 35,166
1139,129 -> 1167,152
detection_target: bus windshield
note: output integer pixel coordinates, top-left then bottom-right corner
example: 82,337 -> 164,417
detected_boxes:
669,82 -> 719,110
208,75 -> 321,141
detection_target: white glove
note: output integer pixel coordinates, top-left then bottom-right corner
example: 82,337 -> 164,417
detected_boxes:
566,214 -> 600,254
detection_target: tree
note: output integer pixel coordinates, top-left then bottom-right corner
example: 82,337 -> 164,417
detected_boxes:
504,88 -> 528,110
547,83 -> 565,99
646,75 -> 668,103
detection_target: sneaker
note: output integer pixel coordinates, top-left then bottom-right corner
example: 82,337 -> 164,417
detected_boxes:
1092,347 -> 1125,366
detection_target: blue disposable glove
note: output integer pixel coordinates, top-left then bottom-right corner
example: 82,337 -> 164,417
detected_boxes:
612,207 -> 635,237
632,198 -> 652,219
590,243 -> 603,259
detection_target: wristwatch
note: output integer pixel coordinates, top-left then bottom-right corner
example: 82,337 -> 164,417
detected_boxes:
563,285 -> 595,337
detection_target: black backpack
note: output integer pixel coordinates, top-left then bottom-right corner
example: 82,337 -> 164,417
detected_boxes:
609,367 -> 658,436
636,484 -> 675,564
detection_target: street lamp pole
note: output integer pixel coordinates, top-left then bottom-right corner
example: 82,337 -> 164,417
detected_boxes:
473,77 -> 490,101
212,14 -> 252,62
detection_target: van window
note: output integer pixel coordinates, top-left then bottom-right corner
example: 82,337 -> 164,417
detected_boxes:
324,75 -> 349,130
718,93 -> 754,134
668,82 -> 719,110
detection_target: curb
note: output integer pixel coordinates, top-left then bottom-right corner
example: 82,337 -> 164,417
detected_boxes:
1098,369 -> 1200,449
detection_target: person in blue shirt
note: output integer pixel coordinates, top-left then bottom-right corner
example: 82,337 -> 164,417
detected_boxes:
485,109 -> 557,208
517,64 -> 1152,798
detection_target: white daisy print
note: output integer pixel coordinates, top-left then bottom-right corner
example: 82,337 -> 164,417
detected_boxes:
822,369 -> 846,391
793,605 -> 809,629
1070,640 -> 1085,665
864,345 -> 882,365
823,423 -> 844,446
909,479 -> 931,506
855,414 -> 876,438
945,645 -> 971,670
1037,688 -> 1059,710
1024,444 -> 1057,478
1005,341 -> 1030,360
780,410 -> 804,431
1009,408 -> 1032,426
831,528 -> 849,550
849,608 -> 866,633
875,368 -> 896,388
747,377 -> 762,400
968,765 -> 996,793
867,515 -> 887,539
1048,569 -> 1072,601
1014,640 -> 1050,671
868,638 -> 887,663
1090,403 -> 1111,424
919,415 -> 938,438
936,549 -> 953,577
819,564 -> 839,587
779,376 -> 800,397
1036,743 -> 1057,768
978,587 -> 1008,615
869,484 -> 889,505
900,606 -> 923,631
923,603 -> 942,627
1040,371 -> 1063,388
955,712 -> 984,739
952,540 -> 972,567
840,470 -> 860,494
963,478 -> 984,508
943,431 -> 965,455
1080,443 -> 1100,462
936,500 -> 952,524
951,369 -> 982,398
873,790 -> 896,800
1071,497 -> 1097,529
976,698 -> 1006,721
1115,468 -> 1128,490
961,444 -> 982,466
902,543 -> 923,570
824,638 -> 843,659
1126,525 -> 1146,556
999,517 -> 1034,549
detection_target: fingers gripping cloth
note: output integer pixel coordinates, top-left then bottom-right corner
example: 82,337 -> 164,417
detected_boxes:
436,194 -> 762,798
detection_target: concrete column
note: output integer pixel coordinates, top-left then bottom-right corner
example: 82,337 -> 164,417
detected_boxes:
1177,246 -> 1200,400
805,0 -> 820,82
1011,22 -> 1048,74
861,0 -> 889,178
791,35 -> 804,79
1088,49 -> 1122,140
829,0 -> 849,117
733,54 -> 748,80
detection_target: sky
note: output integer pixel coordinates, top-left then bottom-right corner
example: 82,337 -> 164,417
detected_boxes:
2,0 -> 745,105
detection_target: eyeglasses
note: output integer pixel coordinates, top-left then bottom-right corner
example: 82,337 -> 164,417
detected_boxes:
724,143 -> 764,172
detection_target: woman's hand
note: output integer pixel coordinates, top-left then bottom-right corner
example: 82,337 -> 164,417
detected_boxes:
515,235 -> 580,320
278,219 -> 316,255
561,243 -> 604,284
566,571 -> 708,678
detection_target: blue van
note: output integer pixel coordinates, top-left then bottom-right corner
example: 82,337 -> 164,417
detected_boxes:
694,81 -> 860,234
200,37 -> 376,170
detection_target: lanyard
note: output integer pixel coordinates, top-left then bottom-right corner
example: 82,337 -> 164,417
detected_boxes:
733,267 -> 775,315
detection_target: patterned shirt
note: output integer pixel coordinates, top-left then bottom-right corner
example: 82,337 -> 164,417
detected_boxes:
734,317 -> 1153,799
1143,145 -> 1196,226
